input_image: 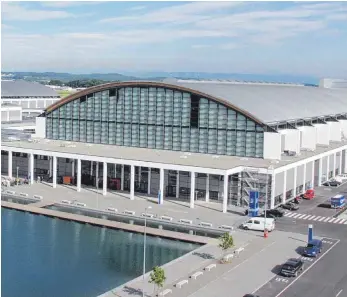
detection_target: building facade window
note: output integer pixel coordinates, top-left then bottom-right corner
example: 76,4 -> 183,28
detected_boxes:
46,87 -> 264,157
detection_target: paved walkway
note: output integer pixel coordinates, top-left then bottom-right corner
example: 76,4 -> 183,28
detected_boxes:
7,183 -> 248,229
100,231 -> 310,297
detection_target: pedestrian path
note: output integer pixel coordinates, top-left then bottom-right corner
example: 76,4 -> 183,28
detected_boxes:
283,211 -> 347,224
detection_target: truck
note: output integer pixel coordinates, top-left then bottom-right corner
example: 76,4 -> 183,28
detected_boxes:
330,194 -> 345,209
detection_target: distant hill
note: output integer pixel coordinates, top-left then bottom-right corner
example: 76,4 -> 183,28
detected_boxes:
1,71 -> 319,85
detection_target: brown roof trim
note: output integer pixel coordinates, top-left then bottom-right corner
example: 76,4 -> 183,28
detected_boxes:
45,81 -> 265,126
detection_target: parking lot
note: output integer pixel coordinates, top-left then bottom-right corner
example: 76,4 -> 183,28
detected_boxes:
253,237 -> 340,297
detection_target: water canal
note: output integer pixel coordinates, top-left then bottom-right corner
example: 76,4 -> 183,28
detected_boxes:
1,208 -> 200,297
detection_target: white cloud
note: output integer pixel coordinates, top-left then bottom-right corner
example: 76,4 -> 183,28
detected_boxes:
100,1 -> 243,25
129,5 -> 146,11
2,2 -> 75,21
192,44 -> 211,49
40,1 -> 100,8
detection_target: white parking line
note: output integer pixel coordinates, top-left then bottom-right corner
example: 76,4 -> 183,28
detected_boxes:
333,219 -> 343,224
306,215 -> 316,220
344,221 -> 347,225
318,217 -> 326,222
292,213 -> 301,219
275,239 -> 340,297
285,213 -> 296,218
312,216 -> 321,221
297,214 -> 306,219
336,289 -> 343,297
328,218 -> 336,223
301,215 -> 311,220
323,217 -> 331,222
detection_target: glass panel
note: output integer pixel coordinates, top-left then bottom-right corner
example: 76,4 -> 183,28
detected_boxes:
190,128 -> 198,152
172,127 -> 181,151
155,125 -> 164,149
116,123 -> 123,145
86,97 -> 93,120
66,102 -> 72,119
147,125 -> 155,149
59,104 -> 66,118
208,101 -> 218,128
198,128 -> 208,153
237,114 -> 246,130
148,88 -> 156,125
139,125 -> 147,148
181,128 -> 190,151
93,121 -> 101,143
80,100 -> 86,120
72,120 -> 79,141
208,129 -> 217,153
217,130 -> 226,155
199,98 -> 208,128
58,119 -> 65,140
173,92 -> 182,126
86,121 -> 93,142
217,105 -> 227,129
227,109 -> 236,129
101,122 -> 108,144
79,120 -> 86,142
181,94 -> 191,127
165,90 -> 173,126
236,131 -> 245,156
116,89 -> 124,122
94,93 -> 101,121
140,88 -> 148,124
66,119 -> 72,141
52,119 -> 58,139
132,88 -> 140,123
108,122 -> 115,144
131,124 -> 139,146
123,123 -> 131,146
156,88 -> 164,125
226,130 -> 236,155
164,126 -> 172,150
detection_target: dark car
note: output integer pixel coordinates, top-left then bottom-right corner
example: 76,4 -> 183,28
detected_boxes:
280,259 -> 304,277
303,239 -> 323,257
281,202 -> 299,211
265,209 -> 284,218
243,295 -> 260,297
323,180 -> 341,187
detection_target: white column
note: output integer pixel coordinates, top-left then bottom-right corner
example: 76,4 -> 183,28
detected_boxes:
77,159 -> 81,192
326,155 -> 330,180
318,158 -> 323,186
222,174 -> 228,213
303,163 -> 307,193
49,157 -> 52,177
282,170 -> 287,204
147,168 -> 151,195
344,150 -> 347,173
175,171 -> 180,198
333,153 -> 337,177
52,156 -> 57,188
159,168 -> 164,205
90,161 -> 93,176
311,160 -> 315,188
121,165 -> 125,191
130,165 -> 135,200
205,174 -> 210,202
8,151 -> 12,178
270,174 -> 276,209
190,172 -> 195,209
293,166 -> 297,197
339,151 -> 342,175
71,159 -> 75,177
29,153 -> 34,185
103,162 -> 107,196
96,162 -> 99,189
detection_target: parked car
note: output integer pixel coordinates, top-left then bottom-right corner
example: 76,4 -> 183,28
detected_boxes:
281,202 -> 299,211
241,217 -> 275,232
266,209 -> 284,218
303,239 -> 323,257
323,180 -> 341,187
334,174 -> 347,183
280,259 -> 304,277
293,196 -> 302,204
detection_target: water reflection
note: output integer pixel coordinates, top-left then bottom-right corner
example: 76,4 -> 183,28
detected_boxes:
1,208 -> 200,297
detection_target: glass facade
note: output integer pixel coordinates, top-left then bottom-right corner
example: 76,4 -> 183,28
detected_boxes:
46,86 -> 264,157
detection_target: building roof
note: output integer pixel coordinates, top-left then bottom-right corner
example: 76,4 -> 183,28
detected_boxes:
43,80 -> 347,125
1,80 -> 59,98
167,79 -> 347,124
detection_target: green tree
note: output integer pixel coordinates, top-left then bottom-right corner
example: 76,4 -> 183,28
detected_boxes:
48,79 -> 64,86
219,232 -> 234,262
148,266 -> 166,295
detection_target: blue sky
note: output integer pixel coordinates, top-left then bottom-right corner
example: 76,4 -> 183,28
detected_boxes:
1,1 -> 347,78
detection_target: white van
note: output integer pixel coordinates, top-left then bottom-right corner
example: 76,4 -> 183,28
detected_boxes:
242,217 -> 275,232
334,174 -> 347,183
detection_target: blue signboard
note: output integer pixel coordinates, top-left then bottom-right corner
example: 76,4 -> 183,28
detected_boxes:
248,190 -> 259,217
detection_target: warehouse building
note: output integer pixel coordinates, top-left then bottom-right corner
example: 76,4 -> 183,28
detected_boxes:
1,80 -> 60,119
1,79 -> 347,212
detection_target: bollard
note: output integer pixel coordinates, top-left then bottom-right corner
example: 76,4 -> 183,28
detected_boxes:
264,228 -> 269,238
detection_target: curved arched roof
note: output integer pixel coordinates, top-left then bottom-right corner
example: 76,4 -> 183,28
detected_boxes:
44,80 -> 347,125
44,81 -> 265,126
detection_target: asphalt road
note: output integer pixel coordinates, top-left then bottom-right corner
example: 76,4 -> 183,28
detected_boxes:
254,237 -> 340,297
251,212 -> 347,297
278,239 -> 347,297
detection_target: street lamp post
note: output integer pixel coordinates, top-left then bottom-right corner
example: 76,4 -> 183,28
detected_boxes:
264,165 -> 274,235
96,177 -> 99,209
143,205 -> 152,297
16,166 -> 19,185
